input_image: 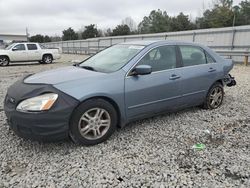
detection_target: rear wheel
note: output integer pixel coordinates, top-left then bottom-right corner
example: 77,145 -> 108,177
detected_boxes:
203,82 -> 224,109
69,99 -> 117,145
0,56 -> 9,66
42,54 -> 53,64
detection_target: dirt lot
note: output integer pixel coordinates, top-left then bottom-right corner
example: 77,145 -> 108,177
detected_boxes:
0,55 -> 249,187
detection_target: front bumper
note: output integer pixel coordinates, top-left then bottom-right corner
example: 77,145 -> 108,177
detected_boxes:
4,78 -> 79,142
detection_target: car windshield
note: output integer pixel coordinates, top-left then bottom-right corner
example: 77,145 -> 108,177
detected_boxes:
5,44 -> 15,50
79,44 -> 145,73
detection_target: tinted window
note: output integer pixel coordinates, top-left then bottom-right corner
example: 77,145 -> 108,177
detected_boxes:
27,44 -> 38,50
180,46 -> 206,67
137,45 -> 177,72
14,44 -> 25,51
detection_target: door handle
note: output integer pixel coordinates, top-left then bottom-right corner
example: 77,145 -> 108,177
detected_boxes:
169,74 -> 181,80
208,67 -> 216,72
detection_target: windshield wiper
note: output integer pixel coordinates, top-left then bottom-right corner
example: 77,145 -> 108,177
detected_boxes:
80,65 -> 97,72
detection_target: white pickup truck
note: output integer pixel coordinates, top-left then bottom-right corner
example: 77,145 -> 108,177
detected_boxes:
0,43 -> 61,66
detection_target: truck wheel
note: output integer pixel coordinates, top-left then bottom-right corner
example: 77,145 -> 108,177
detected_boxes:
69,99 -> 117,145
42,55 -> 53,64
0,56 -> 10,66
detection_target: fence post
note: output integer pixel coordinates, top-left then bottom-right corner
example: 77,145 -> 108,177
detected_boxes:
244,54 -> 248,66
231,29 -> 236,50
97,39 -> 100,53
73,41 -> 75,54
67,42 -> 69,54
192,32 -> 196,42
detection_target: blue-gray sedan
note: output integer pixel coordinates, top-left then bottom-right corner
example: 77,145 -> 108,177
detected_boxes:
4,41 -> 236,145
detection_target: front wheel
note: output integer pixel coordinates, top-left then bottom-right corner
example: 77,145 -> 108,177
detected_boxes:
69,99 -> 118,145
0,56 -> 9,66
203,82 -> 224,109
42,55 -> 53,64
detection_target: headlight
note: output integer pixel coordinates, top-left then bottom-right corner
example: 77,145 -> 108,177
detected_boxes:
16,93 -> 58,112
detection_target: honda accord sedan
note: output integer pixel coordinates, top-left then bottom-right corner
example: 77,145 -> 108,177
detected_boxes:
4,41 -> 236,145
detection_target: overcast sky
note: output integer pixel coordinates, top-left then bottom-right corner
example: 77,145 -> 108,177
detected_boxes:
0,0 -> 243,36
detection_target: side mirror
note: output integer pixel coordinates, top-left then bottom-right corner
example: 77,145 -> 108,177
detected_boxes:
12,47 -> 18,51
131,65 -> 152,76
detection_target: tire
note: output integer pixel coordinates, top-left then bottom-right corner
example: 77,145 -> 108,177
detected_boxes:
0,56 -> 10,66
69,99 -> 118,145
203,82 -> 224,109
42,54 -> 53,64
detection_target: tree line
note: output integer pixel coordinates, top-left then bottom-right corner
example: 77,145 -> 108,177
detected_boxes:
29,0 -> 250,43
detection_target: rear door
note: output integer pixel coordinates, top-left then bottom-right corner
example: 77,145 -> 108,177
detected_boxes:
9,44 -> 28,61
26,44 -> 41,61
177,45 -> 219,106
125,45 -> 183,120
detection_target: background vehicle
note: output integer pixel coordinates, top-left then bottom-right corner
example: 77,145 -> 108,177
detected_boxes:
4,41 -> 236,145
0,43 -> 61,66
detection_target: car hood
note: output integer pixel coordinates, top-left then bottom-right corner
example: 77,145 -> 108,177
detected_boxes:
24,66 -> 106,85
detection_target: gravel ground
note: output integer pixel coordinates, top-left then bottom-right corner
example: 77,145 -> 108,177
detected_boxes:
0,55 -> 249,187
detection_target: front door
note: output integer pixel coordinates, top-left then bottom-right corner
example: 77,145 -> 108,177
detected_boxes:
10,44 -> 28,61
125,45 -> 183,120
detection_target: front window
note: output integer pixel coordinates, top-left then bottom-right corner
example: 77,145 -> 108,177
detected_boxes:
79,44 -> 144,73
137,45 -> 177,72
13,44 -> 26,51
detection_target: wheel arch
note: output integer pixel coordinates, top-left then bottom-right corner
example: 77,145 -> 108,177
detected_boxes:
215,79 -> 223,86
73,96 -> 122,128
0,55 -> 10,61
42,53 -> 53,60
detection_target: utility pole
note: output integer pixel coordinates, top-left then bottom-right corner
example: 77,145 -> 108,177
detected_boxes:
26,27 -> 29,41
232,13 -> 236,27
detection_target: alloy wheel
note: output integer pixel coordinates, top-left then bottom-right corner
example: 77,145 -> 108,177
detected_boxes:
209,87 -> 223,108
0,57 -> 9,66
44,56 -> 52,63
78,108 -> 111,140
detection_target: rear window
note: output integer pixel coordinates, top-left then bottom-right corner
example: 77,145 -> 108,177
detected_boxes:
27,44 -> 38,50
179,46 -> 207,67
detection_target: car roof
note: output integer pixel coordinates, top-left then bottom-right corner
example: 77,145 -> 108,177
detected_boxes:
121,40 -> 200,47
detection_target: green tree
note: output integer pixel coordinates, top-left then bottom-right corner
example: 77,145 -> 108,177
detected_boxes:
196,0 -> 235,28
237,0 -> 250,25
112,25 -> 131,36
138,9 -> 171,34
29,34 -> 45,43
170,13 -> 196,31
44,35 -> 51,42
82,24 -> 99,39
62,27 -> 78,41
